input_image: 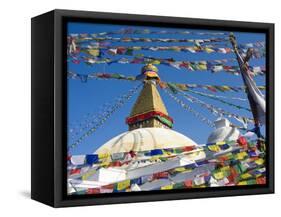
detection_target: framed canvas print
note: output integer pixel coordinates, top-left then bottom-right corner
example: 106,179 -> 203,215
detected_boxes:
31,9 -> 274,207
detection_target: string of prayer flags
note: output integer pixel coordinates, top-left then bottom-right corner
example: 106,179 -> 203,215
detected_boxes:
184,89 -> 247,101
67,71 -> 266,94
68,37 -> 266,58
68,29 -> 229,39
177,89 -> 254,123
68,101 -> 130,140
76,45 -> 265,57
184,89 -> 251,111
68,83 -> 142,150
163,88 -> 215,128
67,71 -> 138,82
161,81 -> 265,93
69,56 -> 265,76
70,36 -> 229,43
163,87 -> 252,128
116,179 -> 131,191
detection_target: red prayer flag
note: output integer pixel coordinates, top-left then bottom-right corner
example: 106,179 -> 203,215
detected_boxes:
256,177 -> 266,184
70,168 -> 81,175
184,180 -> 193,188
87,188 -> 100,194
237,136 -> 248,148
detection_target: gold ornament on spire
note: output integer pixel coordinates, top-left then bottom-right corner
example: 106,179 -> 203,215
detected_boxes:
126,64 -> 173,131
141,63 -> 160,81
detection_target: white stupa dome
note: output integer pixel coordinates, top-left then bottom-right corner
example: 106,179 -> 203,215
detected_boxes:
95,127 -> 197,154
207,118 -> 240,143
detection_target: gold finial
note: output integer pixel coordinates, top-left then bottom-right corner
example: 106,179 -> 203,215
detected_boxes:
141,64 -> 160,81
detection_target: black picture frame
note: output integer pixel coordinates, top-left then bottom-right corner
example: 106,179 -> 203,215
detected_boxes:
31,9 -> 274,207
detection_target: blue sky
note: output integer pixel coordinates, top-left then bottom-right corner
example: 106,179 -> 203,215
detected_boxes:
67,22 -> 266,155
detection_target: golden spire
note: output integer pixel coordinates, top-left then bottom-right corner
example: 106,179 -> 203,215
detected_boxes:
126,64 -> 173,131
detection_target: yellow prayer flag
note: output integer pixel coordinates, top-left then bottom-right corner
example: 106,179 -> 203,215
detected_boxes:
213,171 -> 224,180
196,185 -> 207,188
238,181 -> 248,185
222,85 -> 231,91
216,141 -> 226,145
198,63 -> 207,70
88,48 -> 100,57
255,158 -> 264,165
240,173 -> 252,179
174,167 -> 186,172
82,170 -> 96,180
205,47 -> 215,53
161,185 -> 173,190
236,151 -> 248,160
221,166 -> 230,172
98,153 -> 110,159
208,145 -> 220,152
117,179 -> 131,191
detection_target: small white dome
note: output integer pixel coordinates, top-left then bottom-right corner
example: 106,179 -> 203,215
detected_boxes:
95,127 -> 197,154
207,127 -> 240,144
207,118 -> 240,143
214,118 -> 231,128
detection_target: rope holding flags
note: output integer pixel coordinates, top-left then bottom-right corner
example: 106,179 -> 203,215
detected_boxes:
184,89 -> 247,101
176,88 -> 253,124
184,89 -> 251,111
163,86 -> 253,129
68,71 -> 138,83
74,44 -> 265,58
67,71 -> 266,93
69,101 -> 122,140
68,29 -> 229,38
69,83 -> 142,151
69,56 -> 265,76
71,36 -> 229,44
160,81 -> 265,93
162,88 -> 215,128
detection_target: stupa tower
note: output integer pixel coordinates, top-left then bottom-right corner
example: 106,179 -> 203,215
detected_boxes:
126,64 -> 174,131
